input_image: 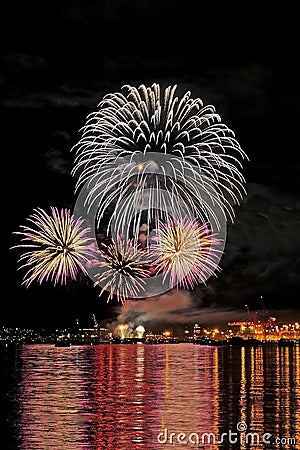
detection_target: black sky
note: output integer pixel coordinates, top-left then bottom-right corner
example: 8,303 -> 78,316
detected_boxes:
2,2 -> 300,327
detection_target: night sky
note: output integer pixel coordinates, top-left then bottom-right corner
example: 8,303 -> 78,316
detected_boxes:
2,2 -> 300,328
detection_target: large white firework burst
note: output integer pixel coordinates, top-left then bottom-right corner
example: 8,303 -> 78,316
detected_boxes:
71,83 -> 248,240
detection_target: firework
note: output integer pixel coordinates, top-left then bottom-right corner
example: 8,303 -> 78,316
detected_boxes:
71,84 -> 248,239
117,323 -> 129,339
151,216 -> 223,289
11,207 -> 96,287
94,236 -> 152,303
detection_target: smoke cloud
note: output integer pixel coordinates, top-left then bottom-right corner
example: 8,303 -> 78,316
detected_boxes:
104,288 -> 300,333
117,291 -> 191,324
104,290 -> 254,331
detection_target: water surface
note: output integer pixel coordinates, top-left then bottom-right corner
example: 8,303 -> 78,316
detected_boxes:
0,343 -> 299,449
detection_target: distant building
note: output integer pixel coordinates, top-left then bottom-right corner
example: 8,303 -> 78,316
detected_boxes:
227,316 -> 300,341
193,323 -> 202,339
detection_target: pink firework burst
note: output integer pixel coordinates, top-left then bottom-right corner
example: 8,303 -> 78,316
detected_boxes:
151,216 -> 223,289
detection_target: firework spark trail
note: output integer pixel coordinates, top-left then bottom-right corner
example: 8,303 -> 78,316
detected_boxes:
11,207 -> 96,286
82,159 -> 232,241
71,84 -> 248,239
94,236 -> 153,303
151,216 -> 223,290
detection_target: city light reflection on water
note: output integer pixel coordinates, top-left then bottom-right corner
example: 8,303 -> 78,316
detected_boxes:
0,343 -> 299,449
